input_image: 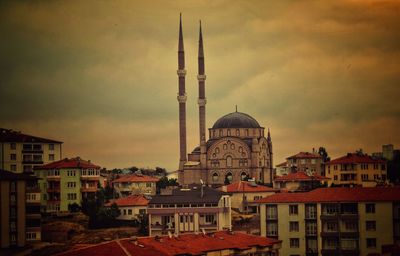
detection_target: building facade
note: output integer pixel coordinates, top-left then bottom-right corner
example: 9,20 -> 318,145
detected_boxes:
325,152 -> 387,187
176,17 -> 273,186
276,151 -> 324,176
220,180 -> 276,213
105,195 -> 148,221
112,174 -> 158,197
34,157 -> 100,213
257,187 -> 400,256
0,170 -> 41,248
148,185 -> 231,236
0,128 -> 62,173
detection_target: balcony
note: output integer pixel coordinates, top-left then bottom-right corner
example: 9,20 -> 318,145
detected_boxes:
199,223 -> 217,230
321,231 -> 339,237
340,213 -> 358,220
81,187 -> 98,193
22,160 -> 43,164
47,187 -> 60,193
47,176 -> 60,180
266,215 -> 277,220
22,149 -> 43,154
80,176 -> 100,181
321,213 -> 338,220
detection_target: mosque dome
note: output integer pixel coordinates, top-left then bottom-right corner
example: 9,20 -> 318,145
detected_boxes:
212,112 -> 261,129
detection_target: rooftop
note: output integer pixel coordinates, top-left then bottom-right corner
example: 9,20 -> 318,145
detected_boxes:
224,181 -> 276,193
150,185 -> 228,204
112,174 -> 159,183
212,111 -> 261,129
105,195 -> 149,207
0,128 -> 62,143
34,157 -> 100,170
57,231 -> 281,256
287,152 -> 321,159
327,152 -> 386,165
274,171 -> 329,182
256,187 -> 400,204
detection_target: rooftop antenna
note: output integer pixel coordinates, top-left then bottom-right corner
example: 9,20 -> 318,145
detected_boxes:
235,105 -> 238,112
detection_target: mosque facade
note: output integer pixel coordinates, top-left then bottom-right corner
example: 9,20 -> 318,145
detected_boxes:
176,16 -> 273,186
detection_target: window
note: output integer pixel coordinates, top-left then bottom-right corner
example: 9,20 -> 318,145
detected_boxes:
10,164 -> 17,172
236,129 -> 240,136
289,205 -> 298,215
226,156 -> 232,167
267,205 -> 277,219
123,209 -> 127,215
366,238 -> 376,248
366,221 -> 376,231
290,238 -> 300,248
49,144 -> 54,150
241,172 -> 248,181
227,129 -> 231,136
225,173 -> 233,183
10,143 -> 16,150
361,174 -> 368,181
10,154 -> 17,161
366,203 -> 375,213
306,222 -> 317,235
146,183 -> 152,188
289,221 -> 299,232
267,222 -> 278,236
326,222 -> 338,232
128,209 -> 132,215
49,154 -> 55,161
334,175 -> 338,181
205,214 -> 215,224
212,173 -> 219,182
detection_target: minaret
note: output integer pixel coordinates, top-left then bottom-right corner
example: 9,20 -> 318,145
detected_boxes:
267,128 -> 273,185
177,14 -> 187,171
198,20 -> 207,165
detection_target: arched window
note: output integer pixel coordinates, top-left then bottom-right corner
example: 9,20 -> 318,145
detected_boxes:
213,130 -> 216,138
245,129 -> 249,136
223,144 -> 227,150
219,129 -> 223,137
227,129 -> 231,136
236,129 -> 240,136
241,172 -> 248,181
225,172 -> 233,184
215,147 -> 220,154
212,173 -> 219,183
226,156 -> 233,167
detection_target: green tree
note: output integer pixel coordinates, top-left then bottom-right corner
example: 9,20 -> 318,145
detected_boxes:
318,147 -> 330,162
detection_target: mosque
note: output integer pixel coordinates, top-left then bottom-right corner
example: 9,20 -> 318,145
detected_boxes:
176,15 -> 273,186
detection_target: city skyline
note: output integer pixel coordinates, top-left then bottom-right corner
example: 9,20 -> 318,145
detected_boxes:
1,1 -> 399,171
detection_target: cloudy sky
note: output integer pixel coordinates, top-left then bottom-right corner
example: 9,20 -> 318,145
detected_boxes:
1,0 -> 399,171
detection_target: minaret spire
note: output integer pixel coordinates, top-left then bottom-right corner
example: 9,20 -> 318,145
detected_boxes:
198,20 -> 207,155
177,13 -> 187,173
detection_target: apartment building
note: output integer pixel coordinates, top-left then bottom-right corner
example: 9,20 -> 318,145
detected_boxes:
34,157 -> 100,213
0,128 -> 62,173
0,170 -> 41,248
112,174 -> 158,196
277,152 -> 324,176
325,152 -> 387,187
148,185 -> 231,236
220,180 -> 276,213
257,187 -> 400,256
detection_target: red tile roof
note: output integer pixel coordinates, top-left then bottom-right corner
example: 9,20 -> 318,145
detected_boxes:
112,174 -> 159,183
57,231 -> 281,256
274,171 -> 330,182
276,162 -> 287,167
105,195 -> 149,207
34,157 -> 100,170
287,152 -> 321,159
225,181 -> 277,193
0,128 -> 62,143
256,187 -> 400,204
327,153 -> 386,165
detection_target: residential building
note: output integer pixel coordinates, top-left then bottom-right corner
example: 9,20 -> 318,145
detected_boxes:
0,128 -> 62,173
112,174 -> 158,197
105,195 -> 149,221
274,171 -> 329,192
277,151 -> 324,176
57,230 -> 282,256
33,157 -> 100,213
148,185 -> 231,236
257,187 -> 400,256
220,180 -> 276,213
0,170 -> 41,248
325,152 -> 387,187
